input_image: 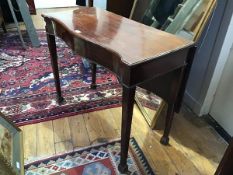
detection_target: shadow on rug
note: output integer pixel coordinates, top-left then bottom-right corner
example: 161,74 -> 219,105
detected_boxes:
25,138 -> 155,175
0,31 -> 122,126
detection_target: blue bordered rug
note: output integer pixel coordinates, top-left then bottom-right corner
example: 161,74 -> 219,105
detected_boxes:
25,138 -> 155,175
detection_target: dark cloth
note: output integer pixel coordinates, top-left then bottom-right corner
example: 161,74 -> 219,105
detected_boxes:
0,0 -> 23,23
76,0 -> 86,6
154,0 -> 182,25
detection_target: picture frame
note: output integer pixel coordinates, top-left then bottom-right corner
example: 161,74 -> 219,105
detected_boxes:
0,112 -> 24,175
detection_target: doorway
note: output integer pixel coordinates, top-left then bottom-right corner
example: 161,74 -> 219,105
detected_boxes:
209,44 -> 233,136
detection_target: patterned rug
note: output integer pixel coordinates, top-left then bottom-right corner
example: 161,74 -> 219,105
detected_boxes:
25,138 -> 155,175
0,31 -> 122,126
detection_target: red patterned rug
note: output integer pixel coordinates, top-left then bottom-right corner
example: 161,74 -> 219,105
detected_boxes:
0,31 -> 122,126
25,138 -> 155,175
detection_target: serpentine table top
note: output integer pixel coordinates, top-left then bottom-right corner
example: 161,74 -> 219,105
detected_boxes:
42,7 -> 193,87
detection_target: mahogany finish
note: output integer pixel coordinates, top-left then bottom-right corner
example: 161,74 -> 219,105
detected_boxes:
90,62 -> 97,89
42,7 -> 194,173
46,30 -> 64,104
43,8 -> 191,66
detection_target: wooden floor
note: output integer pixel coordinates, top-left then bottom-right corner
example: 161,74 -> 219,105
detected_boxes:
19,8 -> 228,175
21,105 -> 227,175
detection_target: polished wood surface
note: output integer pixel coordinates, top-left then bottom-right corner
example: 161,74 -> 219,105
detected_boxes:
42,7 -> 194,89
22,8 -> 228,174
42,7 -> 192,66
42,7 -> 195,173
21,106 -> 228,175
46,31 -> 64,103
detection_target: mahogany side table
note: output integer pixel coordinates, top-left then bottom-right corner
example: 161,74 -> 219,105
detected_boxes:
42,7 -> 195,173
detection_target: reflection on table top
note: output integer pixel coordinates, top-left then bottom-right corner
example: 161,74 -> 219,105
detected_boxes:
42,7 -> 193,66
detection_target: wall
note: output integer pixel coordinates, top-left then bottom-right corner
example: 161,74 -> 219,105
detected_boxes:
34,0 -> 76,8
184,0 -> 233,116
210,45 -> 233,136
201,14 -> 233,115
34,0 -> 106,9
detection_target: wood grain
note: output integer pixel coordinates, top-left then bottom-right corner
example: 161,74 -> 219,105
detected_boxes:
95,109 -> 119,139
53,118 -> 71,143
69,115 -> 90,148
55,141 -> 73,154
83,112 -> 105,144
20,125 -> 37,162
22,106 -> 227,174
42,7 -> 193,66
36,121 -> 55,157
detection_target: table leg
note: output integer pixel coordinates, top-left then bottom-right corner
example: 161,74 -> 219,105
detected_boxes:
160,47 -> 196,145
46,33 -> 64,104
118,86 -> 136,173
175,47 -> 196,113
160,68 -> 185,145
160,103 -> 175,145
90,63 -> 97,89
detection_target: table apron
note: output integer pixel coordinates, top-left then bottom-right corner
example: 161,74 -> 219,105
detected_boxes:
50,21 -> 191,88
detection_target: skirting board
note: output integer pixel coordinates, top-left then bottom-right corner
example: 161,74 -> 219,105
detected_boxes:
204,115 -> 231,143
184,91 -> 231,143
183,91 -> 203,116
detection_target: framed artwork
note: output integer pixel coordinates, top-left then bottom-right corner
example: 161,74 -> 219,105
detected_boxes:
0,112 -> 24,175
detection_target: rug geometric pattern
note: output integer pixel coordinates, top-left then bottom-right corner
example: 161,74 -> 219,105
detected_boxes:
25,138 -> 155,175
0,31 -> 122,126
